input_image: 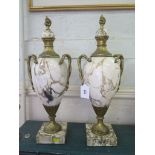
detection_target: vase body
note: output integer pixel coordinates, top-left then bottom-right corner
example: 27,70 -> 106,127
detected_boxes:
31,58 -> 68,107
27,17 -> 71,135
77,15 -> 124,136
83,57 -> 121,108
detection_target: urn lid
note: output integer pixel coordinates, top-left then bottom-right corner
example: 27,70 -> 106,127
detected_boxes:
39,16 -> 60,58
91,15 -> 112,57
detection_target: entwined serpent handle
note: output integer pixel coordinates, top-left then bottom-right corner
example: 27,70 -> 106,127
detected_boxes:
27,55 -> 38,91
77,54 -> 92,85
113,54 -> 124,90
59,54 -> 72,96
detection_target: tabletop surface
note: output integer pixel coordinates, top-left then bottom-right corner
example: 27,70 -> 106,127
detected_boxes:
19,121 -> 135,155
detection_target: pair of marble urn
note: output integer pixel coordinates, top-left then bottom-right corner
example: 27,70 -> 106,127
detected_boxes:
27,16 -> 124,146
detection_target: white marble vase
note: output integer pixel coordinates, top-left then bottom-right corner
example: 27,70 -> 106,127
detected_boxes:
27,17 -> 71,134
78,15 -> 124,136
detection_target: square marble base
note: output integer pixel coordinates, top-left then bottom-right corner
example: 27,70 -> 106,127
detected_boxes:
86,123 -> 117,146
36,122 -> 67,144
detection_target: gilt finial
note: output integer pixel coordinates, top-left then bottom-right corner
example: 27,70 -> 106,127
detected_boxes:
91,15 -> 111,57
42,16 -> 54,38
45,16 -> 52,29
95,15 -> 107,37
99,15 -> 106,26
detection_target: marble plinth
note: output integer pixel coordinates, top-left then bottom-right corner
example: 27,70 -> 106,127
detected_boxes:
36,122 -> 67,144
86,123 -> 117,146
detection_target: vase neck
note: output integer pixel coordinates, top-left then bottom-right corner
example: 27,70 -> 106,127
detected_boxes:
39,37 -> 59,58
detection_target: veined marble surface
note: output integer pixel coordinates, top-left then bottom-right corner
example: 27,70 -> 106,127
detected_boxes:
36,122 -> 67,144
86,123 -> 117,146
31,58 -> 68,106
83,57 -> 121,107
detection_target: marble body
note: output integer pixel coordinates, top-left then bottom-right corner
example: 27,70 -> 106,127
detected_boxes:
83,57 -> 121,107
31,58 -> 68,106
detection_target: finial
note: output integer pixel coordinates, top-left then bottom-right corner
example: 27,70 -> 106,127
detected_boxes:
99,15 -> 106,26
42,16 -> 54,38
40,16 -> 59,58
95,15 -> 107,37
91,15 -> 112,57
45,16 -> 52,29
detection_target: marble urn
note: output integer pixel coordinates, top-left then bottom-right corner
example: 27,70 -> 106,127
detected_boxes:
27,17 -> 71,141
77,15 -> 124,137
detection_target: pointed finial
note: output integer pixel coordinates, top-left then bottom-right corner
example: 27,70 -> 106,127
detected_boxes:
42,16 -> 54,38
99,15 -> 106,26
91,15 -> 111,57
95,15 -> 107,37
45,16 -> 52,29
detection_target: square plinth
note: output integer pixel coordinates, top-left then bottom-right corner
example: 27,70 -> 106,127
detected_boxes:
36,122 -> 67,144
86,123 -> 117,146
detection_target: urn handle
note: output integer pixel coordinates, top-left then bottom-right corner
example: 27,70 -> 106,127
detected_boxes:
113,54 -> 124,90
59,54 -> 72,95
27,55 -> 38,91
77,55 -> 92,85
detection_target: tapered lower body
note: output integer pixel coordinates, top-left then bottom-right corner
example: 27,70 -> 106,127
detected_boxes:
43,104 -> 61,134
91,106 -> 109,136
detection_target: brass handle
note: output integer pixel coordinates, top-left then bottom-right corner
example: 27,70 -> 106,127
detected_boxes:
59,54 -> 72,96
27,55 -> 38,91
77,54 -> 91,85
113,54 -> 124,90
